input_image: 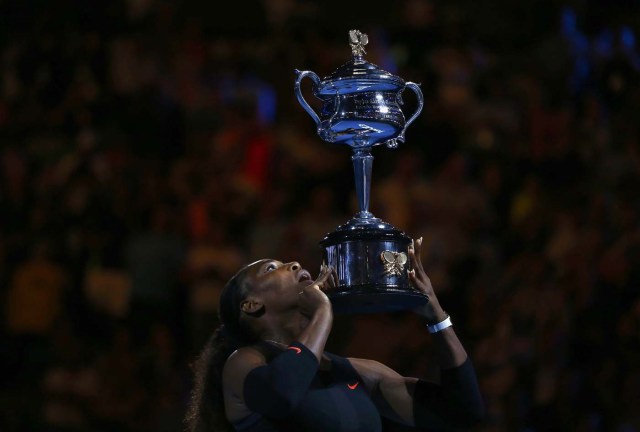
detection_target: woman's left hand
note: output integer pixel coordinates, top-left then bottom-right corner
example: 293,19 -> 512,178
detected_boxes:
408,237 -> 449,324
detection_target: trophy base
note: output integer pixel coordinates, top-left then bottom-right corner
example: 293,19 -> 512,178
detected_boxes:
320,216 -> 428,314
329,286 -> 428,314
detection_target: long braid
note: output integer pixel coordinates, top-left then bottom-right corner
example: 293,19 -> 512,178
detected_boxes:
186,327 -> 236,432
186,266 -> 259,432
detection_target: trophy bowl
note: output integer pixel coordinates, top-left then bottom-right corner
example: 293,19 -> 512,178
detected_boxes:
294,30 -> 423,150
295,30 -> 428,314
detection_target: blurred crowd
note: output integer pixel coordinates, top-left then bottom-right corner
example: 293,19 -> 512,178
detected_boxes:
1,0 -> 639,431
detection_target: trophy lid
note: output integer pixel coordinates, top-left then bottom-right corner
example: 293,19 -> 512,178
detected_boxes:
316,30 -> 405,96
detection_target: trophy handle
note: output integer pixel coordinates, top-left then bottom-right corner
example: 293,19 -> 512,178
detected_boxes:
397,82 -> 424,144
294,70 -> 322,128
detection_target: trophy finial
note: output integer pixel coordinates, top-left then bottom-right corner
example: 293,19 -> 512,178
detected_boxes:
349,29 -> 368,58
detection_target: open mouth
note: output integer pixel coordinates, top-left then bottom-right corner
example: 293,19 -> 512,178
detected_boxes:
297,270 -> 312,284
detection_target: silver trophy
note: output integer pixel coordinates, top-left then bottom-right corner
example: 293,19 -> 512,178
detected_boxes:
294,30 -> 428,313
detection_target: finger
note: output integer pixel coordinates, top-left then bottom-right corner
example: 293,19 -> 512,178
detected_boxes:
319,263 -> 327,275
408,240 -> 428,285
323,268 -> 337,291
314,267 -> 331,287
316,264 -> 328,279
408,239 -> 420,272
408,268 -> 419,288
408,269 -> 430,298
318,267 -> 330,281
410,270 -> 424,291
330,267 -> 339,288
414,236 -> 426,274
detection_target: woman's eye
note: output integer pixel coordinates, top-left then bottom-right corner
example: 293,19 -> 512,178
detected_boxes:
265,264 -> 277,273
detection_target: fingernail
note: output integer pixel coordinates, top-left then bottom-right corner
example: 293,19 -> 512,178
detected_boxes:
419,237 -> 423,245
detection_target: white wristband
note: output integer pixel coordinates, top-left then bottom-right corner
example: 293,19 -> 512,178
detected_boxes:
427,315 -> 452,333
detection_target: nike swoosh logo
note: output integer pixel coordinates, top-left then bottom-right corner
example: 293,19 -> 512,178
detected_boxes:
347,382 -> 359,390
288,346 -> 302,354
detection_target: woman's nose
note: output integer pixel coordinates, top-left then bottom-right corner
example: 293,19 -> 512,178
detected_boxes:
289,262 -> 301,271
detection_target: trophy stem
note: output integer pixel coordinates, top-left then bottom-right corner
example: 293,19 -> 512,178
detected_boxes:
352,148 -> 374,219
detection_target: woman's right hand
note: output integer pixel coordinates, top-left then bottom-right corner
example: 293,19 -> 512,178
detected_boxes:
296,265 -> 337,361
297,265 -> 336,318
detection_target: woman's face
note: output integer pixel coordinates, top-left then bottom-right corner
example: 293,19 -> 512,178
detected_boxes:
242,259 -> 314,314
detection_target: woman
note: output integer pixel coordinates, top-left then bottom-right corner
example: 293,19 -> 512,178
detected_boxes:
186,238 -> 484,431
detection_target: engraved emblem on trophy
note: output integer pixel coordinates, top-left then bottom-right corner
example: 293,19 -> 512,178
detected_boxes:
294,30 -> 428,313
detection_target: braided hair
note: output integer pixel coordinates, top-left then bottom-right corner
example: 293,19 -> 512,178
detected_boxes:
186,265 -> 260,432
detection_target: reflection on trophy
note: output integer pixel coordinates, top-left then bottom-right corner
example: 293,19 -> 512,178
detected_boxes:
294,30 -> 428,313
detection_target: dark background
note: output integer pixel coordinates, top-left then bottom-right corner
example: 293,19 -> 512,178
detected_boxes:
1,0 -> 639,430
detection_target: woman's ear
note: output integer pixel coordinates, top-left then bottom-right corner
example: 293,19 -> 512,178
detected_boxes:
240,298 -> 266,317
